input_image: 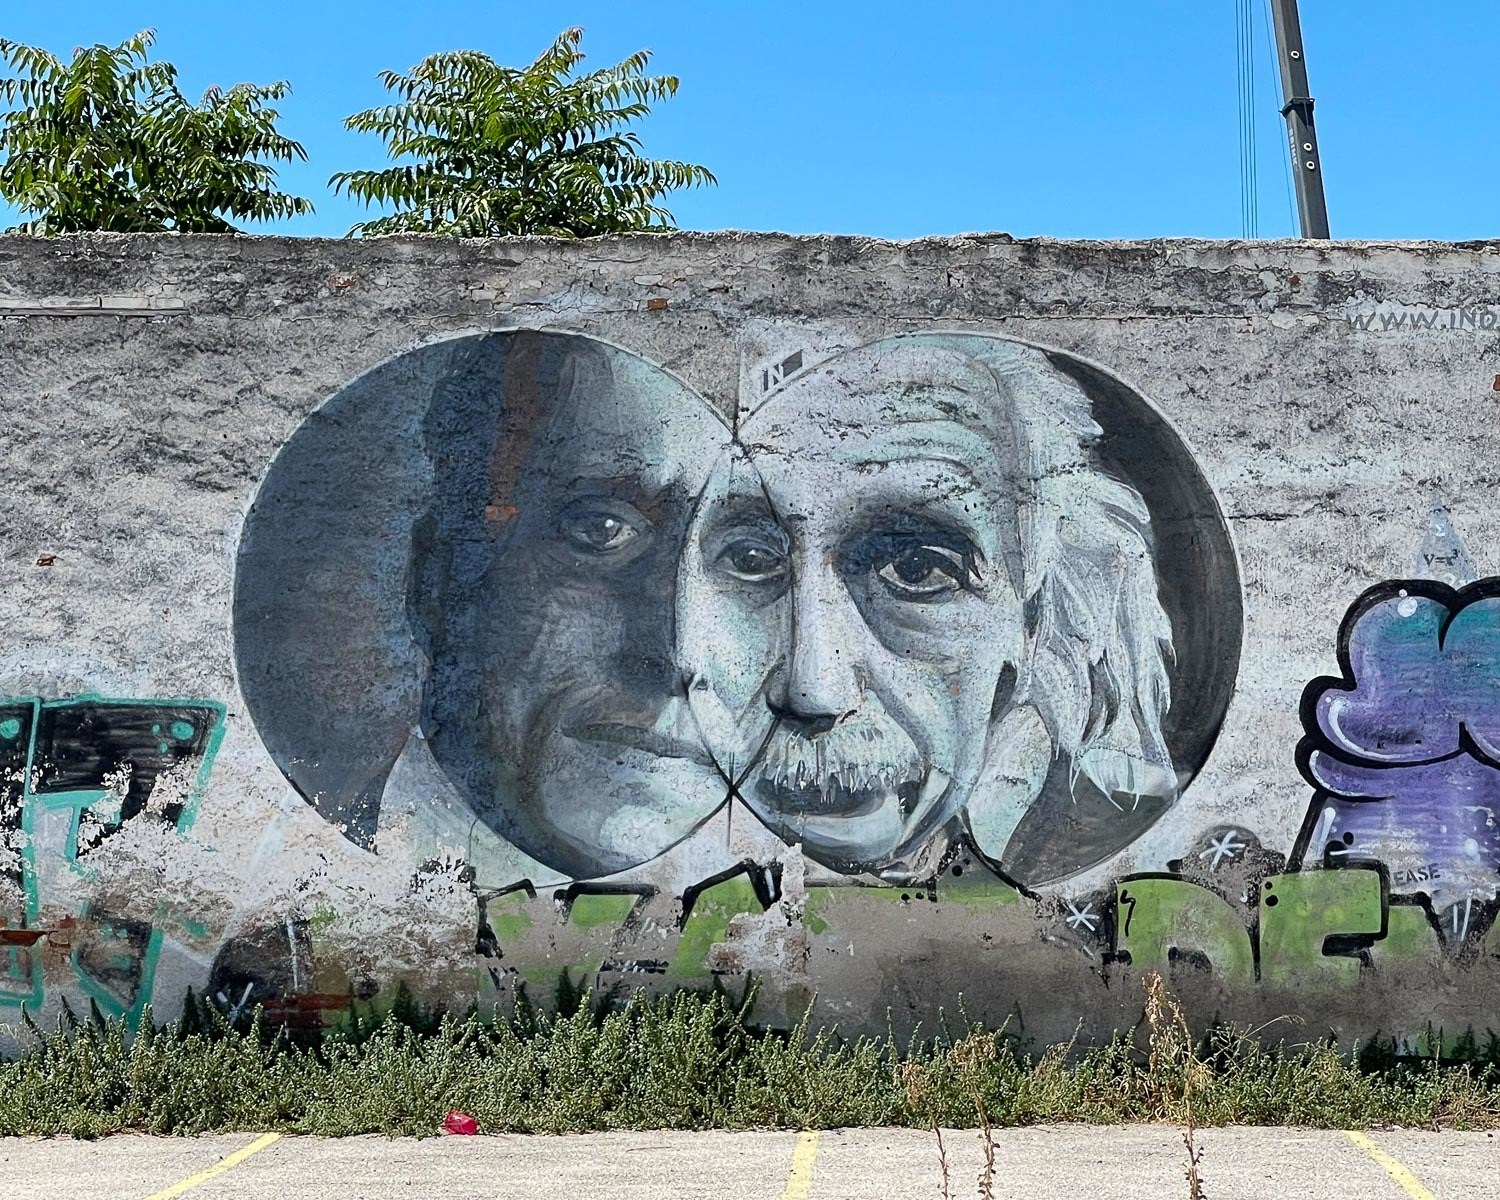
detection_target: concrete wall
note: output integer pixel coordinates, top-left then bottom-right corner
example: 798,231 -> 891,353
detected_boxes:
3,231 -> 1498,1046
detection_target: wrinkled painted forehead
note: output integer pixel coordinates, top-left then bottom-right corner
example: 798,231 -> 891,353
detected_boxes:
489,335 -> 732,511
735,341 -> 1025,503
744,341 -> 1008,431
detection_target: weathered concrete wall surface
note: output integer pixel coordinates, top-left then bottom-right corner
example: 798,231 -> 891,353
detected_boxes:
3,231 -> 1499,1047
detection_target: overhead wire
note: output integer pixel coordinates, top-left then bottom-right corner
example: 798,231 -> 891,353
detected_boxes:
1248,0 -> 1259,236
1235,0 -> 1260,238
1234,0 -> 1246,235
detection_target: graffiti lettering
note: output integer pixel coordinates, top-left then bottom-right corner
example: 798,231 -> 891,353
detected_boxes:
0,696 -> 224,1019
9,323 -> 1497,1047
1293,578 -> 1500,947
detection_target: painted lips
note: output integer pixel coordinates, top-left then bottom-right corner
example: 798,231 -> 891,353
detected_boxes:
569,720 -> 718,768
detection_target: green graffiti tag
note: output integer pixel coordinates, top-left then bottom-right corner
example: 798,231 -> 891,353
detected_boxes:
1258,869 -> 1386,983
1116,867 -> 1418,985
1117,876 -> 1255,983
457,864 -> 1442,1011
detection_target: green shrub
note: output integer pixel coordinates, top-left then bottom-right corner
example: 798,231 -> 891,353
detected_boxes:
1,983 -> 1497,1137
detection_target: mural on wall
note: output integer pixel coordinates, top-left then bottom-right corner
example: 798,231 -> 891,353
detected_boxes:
1090,574 -> 1500,994
233,331 -> 1242,906
1293,579 -> 1500,946
0,697 -> 224,1019
3,324 -> 1495,1039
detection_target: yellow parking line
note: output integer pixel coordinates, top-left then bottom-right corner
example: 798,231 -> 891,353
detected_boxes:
143,1132 -> 282,1200
781,1130 -> 820,1200
1346,1131 -> 1435,1200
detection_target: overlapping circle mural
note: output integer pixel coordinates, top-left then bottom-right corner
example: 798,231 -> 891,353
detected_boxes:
233,330 -> 1242,894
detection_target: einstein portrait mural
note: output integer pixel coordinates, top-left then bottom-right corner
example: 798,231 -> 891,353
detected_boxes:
233,330 -> 1241,898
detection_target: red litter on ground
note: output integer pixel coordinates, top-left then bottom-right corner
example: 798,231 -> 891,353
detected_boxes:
442,1111 -> 478,1135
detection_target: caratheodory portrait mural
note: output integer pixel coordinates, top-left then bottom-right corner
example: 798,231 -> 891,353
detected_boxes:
233,331 -> 1241,899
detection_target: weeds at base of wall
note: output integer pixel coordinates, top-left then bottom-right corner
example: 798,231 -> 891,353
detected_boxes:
1145,973 -> 1208,1200
1,977 -> 1500,1138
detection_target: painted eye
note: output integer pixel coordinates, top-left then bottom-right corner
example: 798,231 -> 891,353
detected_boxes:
715,538 -> 789,583
874,545 -> 970,598
560,511 -> 641,554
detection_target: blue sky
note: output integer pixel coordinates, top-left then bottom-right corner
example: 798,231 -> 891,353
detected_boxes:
4,2 -> 1498,240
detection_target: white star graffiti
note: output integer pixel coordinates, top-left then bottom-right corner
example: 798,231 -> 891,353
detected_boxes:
1200,830 -> 1247,870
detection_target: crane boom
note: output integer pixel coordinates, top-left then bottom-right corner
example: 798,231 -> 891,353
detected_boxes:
1268,0 -> 1331,238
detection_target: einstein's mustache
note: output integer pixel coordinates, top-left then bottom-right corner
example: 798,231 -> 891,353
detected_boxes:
684,677 -> 926,797
757,711 -> 925,799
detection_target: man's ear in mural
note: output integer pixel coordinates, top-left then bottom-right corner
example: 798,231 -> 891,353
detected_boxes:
963,704 -> 1053,860
1001,340 -> 1177,809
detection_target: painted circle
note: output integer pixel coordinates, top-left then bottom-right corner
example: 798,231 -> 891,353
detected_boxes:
232,330 -> 1241,884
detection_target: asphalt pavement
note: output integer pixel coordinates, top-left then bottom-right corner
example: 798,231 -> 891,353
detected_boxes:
2,1124 -> 1494,1199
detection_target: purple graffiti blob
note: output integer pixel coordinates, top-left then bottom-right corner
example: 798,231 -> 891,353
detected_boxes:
1300,583 -> 1500,928
1313,591 -> 1500,764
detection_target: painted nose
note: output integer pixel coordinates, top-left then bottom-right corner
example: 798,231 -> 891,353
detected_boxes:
768,567 -> 863,733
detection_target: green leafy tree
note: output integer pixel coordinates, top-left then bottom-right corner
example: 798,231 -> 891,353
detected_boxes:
0,29 -> 312,233
330,27 -> 715,237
